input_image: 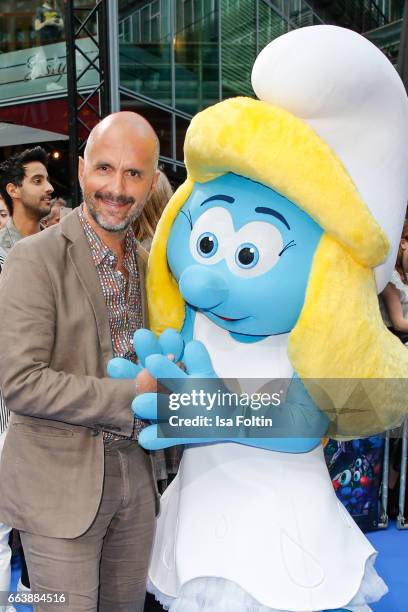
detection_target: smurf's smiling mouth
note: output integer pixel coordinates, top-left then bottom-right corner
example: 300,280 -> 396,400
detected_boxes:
209,312 -> 249,322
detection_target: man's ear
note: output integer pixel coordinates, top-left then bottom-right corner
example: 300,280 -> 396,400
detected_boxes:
6,182 -> 19,202
78,157 -> 84,188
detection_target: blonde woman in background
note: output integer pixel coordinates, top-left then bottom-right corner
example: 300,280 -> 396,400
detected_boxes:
133,169 -> 173,251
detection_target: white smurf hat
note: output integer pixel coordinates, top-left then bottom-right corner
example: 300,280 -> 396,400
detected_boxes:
252,25 -> 408,291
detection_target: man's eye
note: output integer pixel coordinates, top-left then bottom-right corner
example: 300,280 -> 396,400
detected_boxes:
128,170 -> 140,177
98,166 -> 109,172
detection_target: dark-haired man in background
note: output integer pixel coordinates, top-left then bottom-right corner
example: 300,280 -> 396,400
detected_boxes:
0,146 -> 54,259
0,146 -> 53,603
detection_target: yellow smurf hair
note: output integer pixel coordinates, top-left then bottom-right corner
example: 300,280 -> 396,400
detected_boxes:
147,97 -> 408,437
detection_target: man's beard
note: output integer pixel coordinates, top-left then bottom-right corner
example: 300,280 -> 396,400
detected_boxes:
22,196 -> 51,220
84,190 -> 143,233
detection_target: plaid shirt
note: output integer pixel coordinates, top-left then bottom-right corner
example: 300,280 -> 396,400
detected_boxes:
78,206 -> 144,440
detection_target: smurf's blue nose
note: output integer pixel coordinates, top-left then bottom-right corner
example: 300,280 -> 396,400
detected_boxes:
179,265 -> 229,310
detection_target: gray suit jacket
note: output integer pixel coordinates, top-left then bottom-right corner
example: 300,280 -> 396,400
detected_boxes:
0,209 -> 149,538
0,217 -> 22,255
0,217 -> 22,268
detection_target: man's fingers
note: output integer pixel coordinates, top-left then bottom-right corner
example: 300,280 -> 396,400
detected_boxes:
135,368 -> 159,394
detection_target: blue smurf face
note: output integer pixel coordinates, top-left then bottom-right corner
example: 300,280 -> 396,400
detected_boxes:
167,173 -> 323,338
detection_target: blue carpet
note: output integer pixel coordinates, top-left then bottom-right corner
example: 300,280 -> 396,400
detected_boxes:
9,523 -> 408,611
10,554 -> 31,612
368,521 -> 408,611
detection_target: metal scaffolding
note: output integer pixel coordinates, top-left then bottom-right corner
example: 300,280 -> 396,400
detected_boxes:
64,0 -> 118,207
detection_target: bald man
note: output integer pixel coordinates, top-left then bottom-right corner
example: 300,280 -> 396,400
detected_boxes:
0,112 -> 161,611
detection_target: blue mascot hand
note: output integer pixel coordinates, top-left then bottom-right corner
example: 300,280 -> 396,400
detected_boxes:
134,328 -> 184,366
132,382 -> 216,452
133,339 -> 217,417
145,339 -> 217,389
107,357 -> 142,379
242,376 -> 328,453
132,342 -> 327,453
158,328 -> 185,362
107,328 -> 184,380
133,340 -> 220,450
132,393 -> 160,421
133,394 -> 194,450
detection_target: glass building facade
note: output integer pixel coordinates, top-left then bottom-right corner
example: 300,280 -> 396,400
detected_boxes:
0,0 -> 406,189
117,0 -> 328,181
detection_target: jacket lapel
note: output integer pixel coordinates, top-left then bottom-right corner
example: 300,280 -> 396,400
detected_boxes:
60,210 -> 113,363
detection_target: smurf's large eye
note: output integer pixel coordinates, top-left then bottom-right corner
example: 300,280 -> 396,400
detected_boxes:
235,243 -> 259,269
227,221 -> 283,278
190,207 -> 232,265
197,232 -> 218,258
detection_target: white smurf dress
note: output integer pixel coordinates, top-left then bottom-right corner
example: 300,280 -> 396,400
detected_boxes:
148,313 -> 387,612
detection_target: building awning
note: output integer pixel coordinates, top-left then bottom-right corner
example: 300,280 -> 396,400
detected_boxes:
0,122 -> 68,147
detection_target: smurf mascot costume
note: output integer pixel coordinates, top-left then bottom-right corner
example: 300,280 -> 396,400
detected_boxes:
110,26 -> 408,612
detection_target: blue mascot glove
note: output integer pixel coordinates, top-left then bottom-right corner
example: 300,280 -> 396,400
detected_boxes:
107,328 -> 184,379
132,341 -> 328,453
133,340 -> 218,450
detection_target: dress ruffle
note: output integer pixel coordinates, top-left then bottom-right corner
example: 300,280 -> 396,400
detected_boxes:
147,553 -> 387,612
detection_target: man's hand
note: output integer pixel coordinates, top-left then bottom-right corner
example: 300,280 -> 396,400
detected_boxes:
134,362 -> 179,396
135,367 -> 157,395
